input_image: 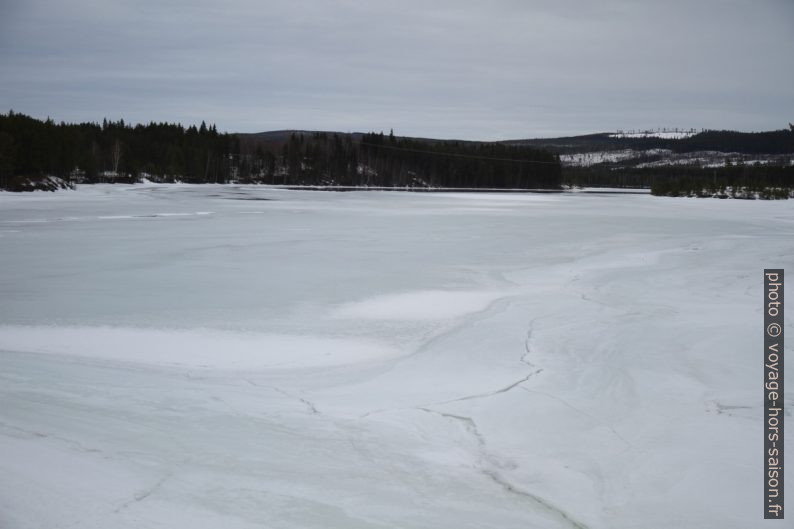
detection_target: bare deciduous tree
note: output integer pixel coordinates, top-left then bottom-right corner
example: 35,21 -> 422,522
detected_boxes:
112,139 -> 122,175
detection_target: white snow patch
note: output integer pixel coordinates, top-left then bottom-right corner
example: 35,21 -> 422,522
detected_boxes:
0,325 -> 400,369
331,290 -> 504,321
558,149 -> 675,167
560,149 -> 641,166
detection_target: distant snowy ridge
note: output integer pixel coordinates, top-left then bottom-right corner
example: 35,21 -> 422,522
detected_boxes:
609,129 -> 698,139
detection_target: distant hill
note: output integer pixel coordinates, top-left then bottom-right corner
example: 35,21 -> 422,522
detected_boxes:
237,130 -> 474,146
235,128 -> 793,191
238,130 -> 361,144
503,129 -> 794,155
238,127 -> 794,155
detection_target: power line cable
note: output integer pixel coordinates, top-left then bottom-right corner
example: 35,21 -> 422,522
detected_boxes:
358,141 -> 559,165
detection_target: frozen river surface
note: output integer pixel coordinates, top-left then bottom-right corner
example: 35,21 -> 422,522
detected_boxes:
0,184 -> 791,528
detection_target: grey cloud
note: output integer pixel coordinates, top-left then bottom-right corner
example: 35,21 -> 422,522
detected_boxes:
1,0 -> 792,139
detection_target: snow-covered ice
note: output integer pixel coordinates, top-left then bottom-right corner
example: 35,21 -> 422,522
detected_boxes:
0,184 -> 791,529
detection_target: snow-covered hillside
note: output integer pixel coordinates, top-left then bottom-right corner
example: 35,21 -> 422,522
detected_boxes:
560,148 -> 671,166
609,129 -> 697,139
560,149 -> 791,168
0,185 -> 791,529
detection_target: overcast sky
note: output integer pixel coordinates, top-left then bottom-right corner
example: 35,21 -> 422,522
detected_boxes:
1,0 -> 792,140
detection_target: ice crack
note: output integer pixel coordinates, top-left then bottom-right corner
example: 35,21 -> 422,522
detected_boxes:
244,379 -> 320,415
417,407 -> 589,529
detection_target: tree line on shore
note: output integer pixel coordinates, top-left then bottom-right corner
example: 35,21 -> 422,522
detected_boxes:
269,131 -> 561,188
2,111 -> 790,197
0,111 -> 236,189
649,164 -> 793,199
563,164 -> 794,199
0,112 -> 562,190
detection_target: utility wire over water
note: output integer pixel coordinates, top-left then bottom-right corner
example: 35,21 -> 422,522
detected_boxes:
359,141 -> 561,165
